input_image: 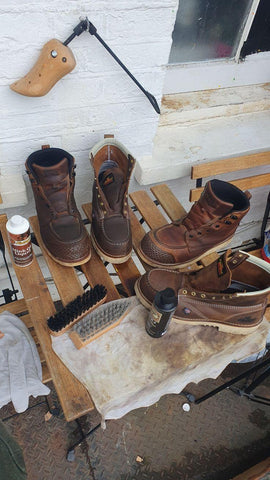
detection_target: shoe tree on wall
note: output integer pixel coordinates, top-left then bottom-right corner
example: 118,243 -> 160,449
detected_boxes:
10,39 -> 76,97
9,17 -> 160,113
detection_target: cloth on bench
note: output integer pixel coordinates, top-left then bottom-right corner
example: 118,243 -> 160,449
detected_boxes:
0,312 -> 50,413
52,298 -> 270,425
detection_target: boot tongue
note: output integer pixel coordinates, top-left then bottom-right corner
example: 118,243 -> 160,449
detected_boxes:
186,250 -> 247,292
32,157 -> 69,184
99,165 -> 125,210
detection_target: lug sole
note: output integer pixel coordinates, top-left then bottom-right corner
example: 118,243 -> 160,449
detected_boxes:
134,280 -> 261,336
91,231 -> 132,264
137,237 -> 234,270
42,241 -> 92,267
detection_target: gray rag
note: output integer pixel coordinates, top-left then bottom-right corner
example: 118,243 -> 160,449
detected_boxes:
0,311 -> 50,413
52,298 -> 269,425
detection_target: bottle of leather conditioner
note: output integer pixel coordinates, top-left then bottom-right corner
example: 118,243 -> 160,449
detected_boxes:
145,287 -> 178,338
6,215 -> 33,267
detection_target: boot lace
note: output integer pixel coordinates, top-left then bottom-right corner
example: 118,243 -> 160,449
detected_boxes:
175,201 -> 217,231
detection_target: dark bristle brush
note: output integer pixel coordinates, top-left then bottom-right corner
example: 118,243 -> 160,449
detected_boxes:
47,284 -> 107,336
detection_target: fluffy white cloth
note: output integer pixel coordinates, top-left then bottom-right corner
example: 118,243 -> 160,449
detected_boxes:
0,311 -> 50,413
52,298 -> 270,425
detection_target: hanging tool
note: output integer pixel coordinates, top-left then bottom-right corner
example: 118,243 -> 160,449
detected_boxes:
10,17 -> 160,114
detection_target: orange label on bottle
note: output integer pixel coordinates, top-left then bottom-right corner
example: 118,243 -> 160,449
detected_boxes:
8,230 -> 33,267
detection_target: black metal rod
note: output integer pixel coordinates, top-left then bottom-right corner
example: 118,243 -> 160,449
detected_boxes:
245,396 -> 270,407
0,231 -> 18,301
93,31 -> 160,113
194,356 -> 270,404
63,17 -> 160,114
261,191 -> 270,245
244,365 -> 270,394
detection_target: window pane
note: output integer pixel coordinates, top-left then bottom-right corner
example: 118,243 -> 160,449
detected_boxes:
169,0 -> 253,63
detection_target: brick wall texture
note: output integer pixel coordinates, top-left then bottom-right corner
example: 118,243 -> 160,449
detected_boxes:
1,0 -> 178,213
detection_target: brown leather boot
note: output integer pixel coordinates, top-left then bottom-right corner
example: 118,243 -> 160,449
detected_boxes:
25,147 -> 91,266
135,250 -> 270,334
139,180 -> 251,268
90,137 -> 135,263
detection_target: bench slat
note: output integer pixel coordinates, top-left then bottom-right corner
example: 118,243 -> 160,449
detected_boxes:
151,184 -> 186,221
191,151 -> 270,179
82,203 -> 138,298
0,214 -> 95,422
0,298 -> 27,315
190,173 -> 270,202
130,190 -> 167,229
42,363 -> 52,384
30,216 -> 84,305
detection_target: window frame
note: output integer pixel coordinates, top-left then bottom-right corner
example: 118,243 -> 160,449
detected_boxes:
163,0 -> 265,95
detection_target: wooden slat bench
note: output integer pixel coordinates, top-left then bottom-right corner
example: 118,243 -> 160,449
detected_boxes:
0,173 -> 269,423
190,150 -> 270,202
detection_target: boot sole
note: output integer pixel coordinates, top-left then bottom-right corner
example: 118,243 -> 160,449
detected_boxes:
134,279 -> 261,336
42,241 -> 92,267
91,231 -> 132,264
137,237 -> 234,270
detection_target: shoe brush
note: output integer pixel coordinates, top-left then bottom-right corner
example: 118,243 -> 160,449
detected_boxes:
69,297 -> 134,349
47,284 -> 107,336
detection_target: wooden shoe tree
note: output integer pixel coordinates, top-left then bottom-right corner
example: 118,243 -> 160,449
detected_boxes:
10,39 -> 76,97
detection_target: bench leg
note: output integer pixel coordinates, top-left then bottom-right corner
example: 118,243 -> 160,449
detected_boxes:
66,418 -> 101,462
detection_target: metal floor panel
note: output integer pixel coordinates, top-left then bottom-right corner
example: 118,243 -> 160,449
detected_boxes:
1,364 -> 270,480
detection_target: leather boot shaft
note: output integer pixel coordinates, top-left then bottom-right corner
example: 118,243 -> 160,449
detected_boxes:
139,179 -> 251,268
26,147 -> 91,266
90,138 -> 135,263
135,250 -> 270,334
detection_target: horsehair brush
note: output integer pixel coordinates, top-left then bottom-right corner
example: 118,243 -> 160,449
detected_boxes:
69,296 -> 135,349
47,284 -> 107,336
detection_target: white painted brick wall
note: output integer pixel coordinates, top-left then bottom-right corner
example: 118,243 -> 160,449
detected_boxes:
1,0 -> 178,215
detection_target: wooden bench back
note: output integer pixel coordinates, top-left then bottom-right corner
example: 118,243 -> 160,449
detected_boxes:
190,151 -> 270,202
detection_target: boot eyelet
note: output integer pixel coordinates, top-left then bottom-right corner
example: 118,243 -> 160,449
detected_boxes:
230,215 -> 238,220
191,292 -> 196,296
201,294 -> 206,298
182,290 -> 187,295
212,296 -> 216,300
215,224 -> 220,228
189,234 -> 194,238
225,220 -> 232,225
183,307 -> 191,315
197,231 -> 202,235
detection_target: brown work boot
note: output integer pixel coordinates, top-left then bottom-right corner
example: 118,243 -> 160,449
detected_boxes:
135,250 -> 270,334
90,136 -> 135,263
25,147 -> 91,266
138,180 -> 251,268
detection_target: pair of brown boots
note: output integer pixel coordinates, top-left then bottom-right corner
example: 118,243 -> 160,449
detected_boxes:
25,138 -> 135,266
135,180 -> 270,335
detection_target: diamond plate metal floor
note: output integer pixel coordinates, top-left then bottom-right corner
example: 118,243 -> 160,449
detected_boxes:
1,361 -> 270,480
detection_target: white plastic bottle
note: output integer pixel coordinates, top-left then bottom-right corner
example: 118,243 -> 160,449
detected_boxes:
6,215 -> 33,267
